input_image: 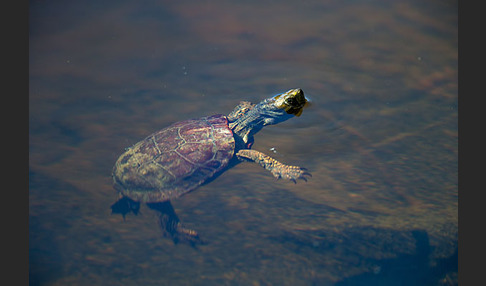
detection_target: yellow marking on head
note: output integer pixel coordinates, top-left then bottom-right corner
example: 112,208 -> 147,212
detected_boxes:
274,88 -> 307,116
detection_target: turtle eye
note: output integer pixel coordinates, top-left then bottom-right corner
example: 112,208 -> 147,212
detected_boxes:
286,97 -> 298,107
284,95 -> 306,113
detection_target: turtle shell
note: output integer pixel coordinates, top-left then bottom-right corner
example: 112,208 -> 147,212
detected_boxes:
113,114 -> 235,203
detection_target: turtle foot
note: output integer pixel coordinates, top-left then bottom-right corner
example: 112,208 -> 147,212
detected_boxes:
147,201 -> 205,247
171,223 -> 206,247
110,196 -> 140,220
272,165 -> 312,183
160,215 -> 205,247
236,149 -> 311,183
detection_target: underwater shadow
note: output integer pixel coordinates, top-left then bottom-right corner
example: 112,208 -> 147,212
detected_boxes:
334,229 -> 457,286
269,226 -> 457,286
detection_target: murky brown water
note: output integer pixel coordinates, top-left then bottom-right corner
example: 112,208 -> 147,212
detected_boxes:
30,0 -> 457,285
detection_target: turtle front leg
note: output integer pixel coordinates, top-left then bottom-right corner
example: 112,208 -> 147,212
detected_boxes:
236,149 -> 311,183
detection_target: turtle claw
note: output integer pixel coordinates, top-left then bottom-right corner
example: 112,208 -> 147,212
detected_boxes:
296,170 -> 312,182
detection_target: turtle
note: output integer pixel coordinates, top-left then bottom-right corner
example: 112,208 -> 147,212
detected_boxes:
111,88 -> 311,245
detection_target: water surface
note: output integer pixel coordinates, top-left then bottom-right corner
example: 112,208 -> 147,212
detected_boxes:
30,0 -> 457,285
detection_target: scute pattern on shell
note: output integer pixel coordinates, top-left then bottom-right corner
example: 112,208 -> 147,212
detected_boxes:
113,114 -> 235,203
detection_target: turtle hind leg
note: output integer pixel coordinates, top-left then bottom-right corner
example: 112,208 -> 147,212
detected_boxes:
146,201 -> 204,247
111,196 -> 141,220
236,149 -> 311,182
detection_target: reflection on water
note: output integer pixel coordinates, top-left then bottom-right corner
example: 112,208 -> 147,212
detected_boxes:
30,0 -> 457,285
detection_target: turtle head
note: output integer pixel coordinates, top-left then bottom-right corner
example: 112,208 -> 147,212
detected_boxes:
260,88 -> 307,126
272,88 -> 307,117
